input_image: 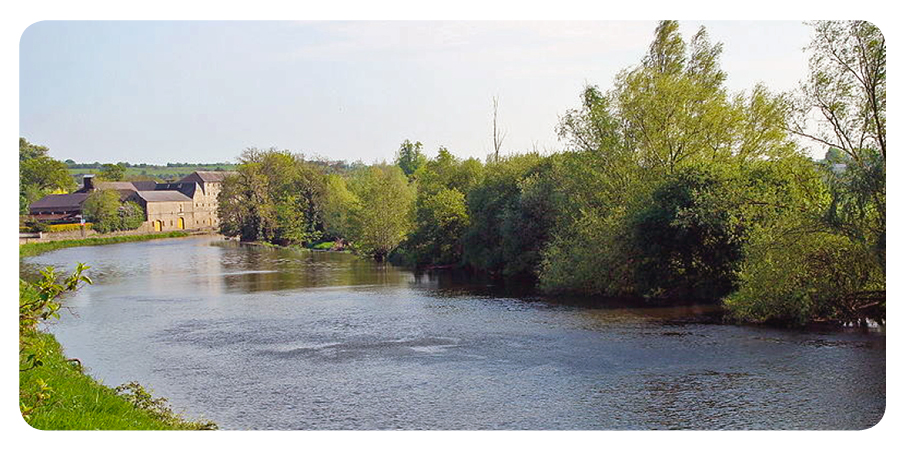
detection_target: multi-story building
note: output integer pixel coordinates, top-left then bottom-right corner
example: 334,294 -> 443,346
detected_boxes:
28,171 -> 235,233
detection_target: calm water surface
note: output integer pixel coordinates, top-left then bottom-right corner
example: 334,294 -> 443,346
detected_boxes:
22,236 -> 885,430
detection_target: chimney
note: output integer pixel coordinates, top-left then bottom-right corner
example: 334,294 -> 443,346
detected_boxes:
83,174 -> 95,191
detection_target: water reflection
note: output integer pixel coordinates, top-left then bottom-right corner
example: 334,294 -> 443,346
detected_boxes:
22,236 -> 885,430
215,244 -> 414,293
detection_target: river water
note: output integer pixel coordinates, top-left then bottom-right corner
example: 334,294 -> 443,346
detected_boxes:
22,236 -> 885,430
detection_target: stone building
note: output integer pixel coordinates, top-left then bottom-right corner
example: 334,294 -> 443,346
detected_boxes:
28,171 -> 235,233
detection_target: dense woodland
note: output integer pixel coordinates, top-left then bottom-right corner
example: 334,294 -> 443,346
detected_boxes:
20,21 -> 884,327
212,21 -> 885,326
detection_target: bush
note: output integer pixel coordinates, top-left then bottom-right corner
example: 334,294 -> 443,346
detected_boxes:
23,220 -> 50,233
20,264 -> 91,373
47,223 -> 93,233
83,189 -> 144,233
630,166 -> 746,301
725,230 -> 885,326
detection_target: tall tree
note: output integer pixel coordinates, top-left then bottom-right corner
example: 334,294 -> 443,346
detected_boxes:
492,96 -> 507,162
345,164 -> 416,261
19,138 -> 75,214
791,20 -> 885,266
217,148 -> 327,244
394,140 -> 427,178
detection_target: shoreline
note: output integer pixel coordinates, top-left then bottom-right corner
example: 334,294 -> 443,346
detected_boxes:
19,231 -> 219,429
19,231 -> 199,258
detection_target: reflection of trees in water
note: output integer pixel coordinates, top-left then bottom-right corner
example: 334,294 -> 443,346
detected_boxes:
220,246 -> 413,293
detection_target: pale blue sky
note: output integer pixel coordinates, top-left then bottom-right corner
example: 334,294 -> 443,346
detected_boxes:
19,21 -> 815,164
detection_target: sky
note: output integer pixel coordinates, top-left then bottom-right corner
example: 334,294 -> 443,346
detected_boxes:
19,20 -> 816,165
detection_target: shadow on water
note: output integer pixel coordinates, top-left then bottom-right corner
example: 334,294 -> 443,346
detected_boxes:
22,236 -> 885,430
410,268 -> 727,324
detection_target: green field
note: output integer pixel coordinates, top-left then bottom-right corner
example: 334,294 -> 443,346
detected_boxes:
67,164 -> 237,182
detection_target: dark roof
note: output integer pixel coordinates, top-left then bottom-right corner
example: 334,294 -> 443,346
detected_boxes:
29,193 -> 91,213
94,181 -> 141,191
131,181 -> 159,191
135,191 -> 193,203
76,180 -> 145,193
178,171 -> 235,184
155,182 -> 196,198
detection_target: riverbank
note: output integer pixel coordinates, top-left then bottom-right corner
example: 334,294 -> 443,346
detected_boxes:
19,331 -> 216,430
19,231 -> 217,429
19,231 -> 192,258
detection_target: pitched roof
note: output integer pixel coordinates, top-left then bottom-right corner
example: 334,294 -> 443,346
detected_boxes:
29,193 -> 91,212
131,181 -> 159,191
93,181 -> 141,191
178,171 -> 235,184
135,191 -> 193,203
155,182 -> 196,198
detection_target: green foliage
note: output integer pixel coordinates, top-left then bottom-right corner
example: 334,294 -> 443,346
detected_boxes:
218,148 -> 327,245
538,20 -> 798,300
23,219 -> 50,233
792,20 -> 885,266
97,163 -> 127,181
394,139 -> 427,178
409,187 -> 469,266
404,148 -> 485,266
82,190 -> 144,233
114,382 -> 217,430
20,332 -> 216,430
20,264 -> 92,372
321,173 -> 358,239
343,164 -> 416,261
461,153 -> 547,276
630,166 -> 746,301
19,137 -> 76,214
725,231 -> 884,326
721,20 -> 886,325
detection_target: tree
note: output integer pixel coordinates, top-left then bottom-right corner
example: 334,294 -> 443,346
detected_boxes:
322,174 -> 359,239
791,20 -> 885,267
82,189 -> 144,233
538,21 -> 800,298
630,166 -> 746,301
344,164 -> 416,261
19,138 -> 75,214
217,148 -> 327,245
492,96 -> 507,162
723,21 -> 886,326
394,140 -> 427,178
409,188 -> 469,266
462,153 -> 546,276
97,163 -> 127,181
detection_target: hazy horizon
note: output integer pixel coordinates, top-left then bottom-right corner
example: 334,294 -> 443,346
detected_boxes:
20,20 -> 816,165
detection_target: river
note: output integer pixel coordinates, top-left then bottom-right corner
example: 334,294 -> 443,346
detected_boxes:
21,236 -> 885,430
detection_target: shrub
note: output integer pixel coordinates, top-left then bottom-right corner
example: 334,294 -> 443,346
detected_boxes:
725,230 -> 885,326
47,223 -> 93,233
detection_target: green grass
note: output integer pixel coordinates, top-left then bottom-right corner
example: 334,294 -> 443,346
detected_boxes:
20,332 -> 215,430
67,164 -> 237,182
20,231 -> 190,258
308,241 -> 336,250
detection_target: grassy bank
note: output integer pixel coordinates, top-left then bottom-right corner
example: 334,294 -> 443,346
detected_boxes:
20,231 -> 190,258
20,231 -> 216,429
20,331 -> 215,430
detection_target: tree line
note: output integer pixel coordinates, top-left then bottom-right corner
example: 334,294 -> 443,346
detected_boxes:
211,21 -> 882,326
